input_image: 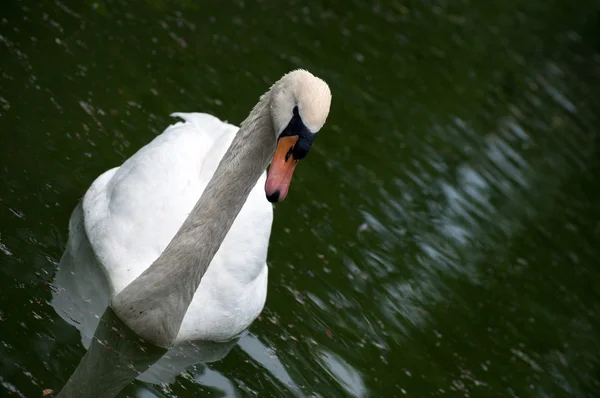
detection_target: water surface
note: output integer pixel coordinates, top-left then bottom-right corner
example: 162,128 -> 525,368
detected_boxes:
1,0 -> 600,396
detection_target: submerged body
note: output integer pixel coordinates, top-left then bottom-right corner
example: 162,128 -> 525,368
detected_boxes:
53,112 -> 273,345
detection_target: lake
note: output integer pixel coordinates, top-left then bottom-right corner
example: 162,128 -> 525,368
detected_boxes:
1,0 -> 600,396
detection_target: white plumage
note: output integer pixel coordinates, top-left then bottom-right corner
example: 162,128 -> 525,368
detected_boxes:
55,112 -> 273,344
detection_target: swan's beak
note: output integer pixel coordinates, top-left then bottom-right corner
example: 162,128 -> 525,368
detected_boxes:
265,136 -> 299,203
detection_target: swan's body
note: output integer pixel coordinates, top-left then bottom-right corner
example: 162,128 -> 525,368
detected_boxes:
82,112 -> 273,342
53,69 -> 331,355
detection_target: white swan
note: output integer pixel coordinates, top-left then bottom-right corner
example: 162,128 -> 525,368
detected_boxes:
52,70 -> 331,354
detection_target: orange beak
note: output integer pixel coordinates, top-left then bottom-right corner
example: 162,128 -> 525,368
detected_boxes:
265,136 -> 299,202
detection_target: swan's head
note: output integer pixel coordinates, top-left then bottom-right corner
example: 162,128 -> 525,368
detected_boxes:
265,69 -> 332,202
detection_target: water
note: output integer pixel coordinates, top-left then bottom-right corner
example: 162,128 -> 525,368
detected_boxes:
2,0 -> 600,396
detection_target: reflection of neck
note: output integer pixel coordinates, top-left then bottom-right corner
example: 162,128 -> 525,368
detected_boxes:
111,92 -> 276,348
57,307 -> 166,397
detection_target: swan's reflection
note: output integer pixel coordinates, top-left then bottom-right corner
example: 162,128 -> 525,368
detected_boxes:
56,307 -> 167,397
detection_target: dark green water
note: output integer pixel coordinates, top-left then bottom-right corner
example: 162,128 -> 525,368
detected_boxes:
2,0 -> 600,396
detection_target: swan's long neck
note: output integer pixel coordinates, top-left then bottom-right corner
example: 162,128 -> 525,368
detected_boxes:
111,92 -> 276,348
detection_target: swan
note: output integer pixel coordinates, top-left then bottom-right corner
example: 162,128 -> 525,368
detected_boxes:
52,69 -> 332,354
